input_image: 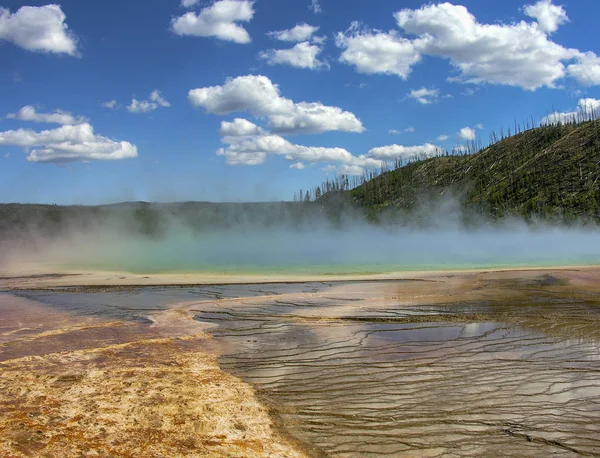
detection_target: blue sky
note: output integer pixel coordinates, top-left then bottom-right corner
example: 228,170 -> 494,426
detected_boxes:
1,0 -> 599,204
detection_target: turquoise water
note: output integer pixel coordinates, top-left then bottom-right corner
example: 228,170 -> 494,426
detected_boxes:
46,227 -> 600,275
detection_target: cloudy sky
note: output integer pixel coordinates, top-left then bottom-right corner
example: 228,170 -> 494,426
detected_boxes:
1,0 -> 599,204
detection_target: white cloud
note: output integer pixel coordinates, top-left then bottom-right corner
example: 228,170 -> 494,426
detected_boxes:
290,162 -> 305,169
220,134 -> 354,163
542,98 -> 600,124
217,130 -> 383,173
335,23 -> 420,79
524,0 -> 568,33
367,143 -> 440,160
335,2 -> 600,90
259,42 -> 327,70
309,0 -> 322,14
128,100 -> 155,113
0,4 -> 78,55
102,100 -> 120,110
188,74 -> 364,134
312,35 -> 327,45
127,90 -> 170,114
459,127 -> 476,141
7,106 -> 86,125
437,135 -> 449,141
0,123 -> 138,163
476,123 -> 484,129
171,0 -> 254,44
220,118 -> 264,137
389,127 -> 414,135
567,52 -> 600,87
408,87 -> 439,105
577,98 -> 600,112
182,0 -> 200,7
267,23 -> 319,42
217,149 -> 267,165
337,164 -> 365,175
150,90 -> 170,107
395,2 -> 580,90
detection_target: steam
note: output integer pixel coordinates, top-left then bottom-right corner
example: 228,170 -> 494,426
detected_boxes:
2,199 -> 600,275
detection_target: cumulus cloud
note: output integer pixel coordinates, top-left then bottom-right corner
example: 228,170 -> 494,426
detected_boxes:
219,118 -> 264,138
102,100 -> 120,110
0,4 -> 78,55
437,134 -> 449,141
267,23 -> 319,42
542,98 -> 600,124
336,2 -> 600,90
216,129 -> 383,173
335,23 -> 420,79
409,87 -> 439,105
219,134 -> 356,164
7,106 -> 87,125
395,2 -> 580,90
181,0 -> 200,7
567,52 -> 600,86
259,41 -> 327,70
309,0 -> 322,14
290,162 -> 305,169
524,0 -> 568,33
262,24 -> 326,70
171,0 -> 254,44
0,123 -> 138,163
188,74 -> 364,134
459,127 -> 476,141
127,90 -> 170,114
195,75 -> 375,173
337,164 -> 366,175
367,143 -> 440,160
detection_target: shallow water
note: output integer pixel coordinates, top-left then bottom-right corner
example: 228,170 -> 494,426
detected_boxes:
9,280 -> 600,457
190,284 -> 600,457
21,226 -> 600,275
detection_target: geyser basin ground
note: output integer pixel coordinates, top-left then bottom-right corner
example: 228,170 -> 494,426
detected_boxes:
1,268 -> 600,457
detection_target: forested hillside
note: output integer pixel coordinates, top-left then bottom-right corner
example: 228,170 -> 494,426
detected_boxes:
2,119 -> 600,240
316,119 -> 600,222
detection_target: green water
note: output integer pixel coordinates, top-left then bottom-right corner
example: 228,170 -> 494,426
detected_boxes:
40,227 -> 600,275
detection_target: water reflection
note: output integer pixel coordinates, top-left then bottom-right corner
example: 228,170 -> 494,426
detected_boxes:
193,291 -> 600,457
8,280 -> 600,456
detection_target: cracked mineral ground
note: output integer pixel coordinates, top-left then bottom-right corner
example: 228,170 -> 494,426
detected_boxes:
1,268 -> 600,457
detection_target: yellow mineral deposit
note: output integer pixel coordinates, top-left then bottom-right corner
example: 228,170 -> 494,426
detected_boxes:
1,267 -> 600,456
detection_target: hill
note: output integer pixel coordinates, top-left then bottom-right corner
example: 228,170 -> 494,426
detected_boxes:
0,200 -> 343,242
341,120 -> 600,222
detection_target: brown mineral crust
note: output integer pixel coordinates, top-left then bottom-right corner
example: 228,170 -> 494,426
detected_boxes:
0,295 -> 308,458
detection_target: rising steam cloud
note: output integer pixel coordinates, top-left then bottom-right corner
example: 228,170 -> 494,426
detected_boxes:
1,198 -> 600,274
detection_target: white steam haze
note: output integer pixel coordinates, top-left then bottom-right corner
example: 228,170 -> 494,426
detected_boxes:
2,199 -> 600,275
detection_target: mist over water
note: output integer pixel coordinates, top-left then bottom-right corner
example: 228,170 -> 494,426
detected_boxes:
4,215 -> 600,274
